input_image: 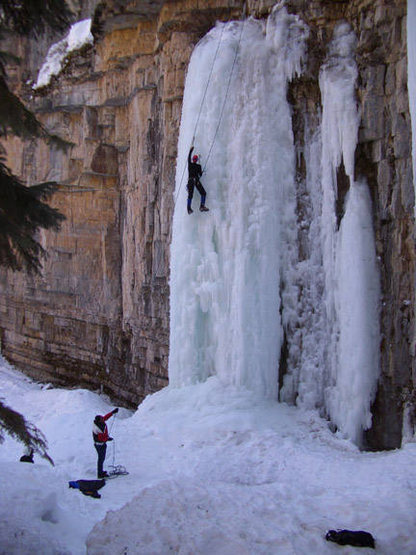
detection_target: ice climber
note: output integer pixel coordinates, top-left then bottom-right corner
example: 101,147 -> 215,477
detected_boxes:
92,408 -> 118,478
187,146 -> 209,214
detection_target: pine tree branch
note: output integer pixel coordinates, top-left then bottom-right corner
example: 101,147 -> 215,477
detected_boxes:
0,400 -> 54,465
0,52 -> 20,75
0,74 -> 73,150
0,75 -> 43,139
0,0 -> 73,37
0,0 -> 72,274
0,158 -> 65,274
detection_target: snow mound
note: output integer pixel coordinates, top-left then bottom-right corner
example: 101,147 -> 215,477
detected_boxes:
87,479 -> 325,554
0,463 -> 78,555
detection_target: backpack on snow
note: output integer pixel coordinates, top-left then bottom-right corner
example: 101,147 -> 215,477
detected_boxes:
325,529 -> 375,548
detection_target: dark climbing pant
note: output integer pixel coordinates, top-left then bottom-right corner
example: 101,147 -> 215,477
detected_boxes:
94,443 -> 107,477
187,178 -> 206,206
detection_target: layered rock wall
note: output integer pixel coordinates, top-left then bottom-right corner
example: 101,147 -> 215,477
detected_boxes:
0,0 -> 244,406
0,0 -> 414,447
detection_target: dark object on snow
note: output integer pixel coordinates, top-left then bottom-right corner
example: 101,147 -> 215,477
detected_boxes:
69,479 -> 106,499
20,448 -> 34,463
325,529 -> 375,548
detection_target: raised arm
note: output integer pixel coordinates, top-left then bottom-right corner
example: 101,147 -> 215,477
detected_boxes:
102,408 -> 118,421
188,146 -> 194,165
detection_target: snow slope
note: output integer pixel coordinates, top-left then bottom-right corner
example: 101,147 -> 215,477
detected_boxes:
1,358 -> 416,554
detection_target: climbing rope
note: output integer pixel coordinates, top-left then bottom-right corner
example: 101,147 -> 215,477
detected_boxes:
149,17 -> 246,286
107,411 -> 129,476
108,412 -> 117,467
202,18 -> 245,173
147,21 -> 229,286
174,17 -> 246,201
192,23 -> 226,147
173,21 -> 227,209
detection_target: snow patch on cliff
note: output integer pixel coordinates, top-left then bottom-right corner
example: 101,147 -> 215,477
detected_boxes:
34,19 -> 93,89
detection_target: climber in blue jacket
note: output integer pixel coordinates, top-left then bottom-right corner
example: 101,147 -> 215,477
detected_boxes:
187,146 -> 209,214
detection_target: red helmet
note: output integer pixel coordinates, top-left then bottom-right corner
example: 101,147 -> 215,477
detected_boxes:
192,155 -> 198,162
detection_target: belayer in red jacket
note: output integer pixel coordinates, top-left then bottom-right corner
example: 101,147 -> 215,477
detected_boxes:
92,408 -> 118,478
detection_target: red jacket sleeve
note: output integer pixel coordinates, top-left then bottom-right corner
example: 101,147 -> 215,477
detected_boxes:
102,411 -> 114,422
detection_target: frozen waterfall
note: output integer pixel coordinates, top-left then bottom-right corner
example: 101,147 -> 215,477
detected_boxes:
169,9 -> 308,398
318,23 -> 381,445
169,8 -> 380,446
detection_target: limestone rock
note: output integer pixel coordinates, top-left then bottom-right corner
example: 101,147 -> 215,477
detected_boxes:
0,0 -> 415,449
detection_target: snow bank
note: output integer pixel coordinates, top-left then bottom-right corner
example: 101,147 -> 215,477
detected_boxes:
1,359 -> 416,553
88,380 -> 416,554
34,19 -> 93,89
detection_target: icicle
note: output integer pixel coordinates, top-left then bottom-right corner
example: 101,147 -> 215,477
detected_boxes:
319,23 -> 380,446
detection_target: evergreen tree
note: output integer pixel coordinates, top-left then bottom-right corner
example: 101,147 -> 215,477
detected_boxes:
0,0 -> 73,462
0,400 -> 54,464
0,0 -> 73,273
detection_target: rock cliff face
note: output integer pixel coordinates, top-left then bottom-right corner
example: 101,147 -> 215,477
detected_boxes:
0,0 -> 414,448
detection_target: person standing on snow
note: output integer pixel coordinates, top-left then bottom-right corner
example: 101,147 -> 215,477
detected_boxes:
187,146 -> 209,214
92,408 -> 118,478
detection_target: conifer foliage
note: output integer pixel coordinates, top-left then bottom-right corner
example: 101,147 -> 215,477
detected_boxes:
0,399 -> 54,464
0,0 -> 73,273
0,0 -> 73,461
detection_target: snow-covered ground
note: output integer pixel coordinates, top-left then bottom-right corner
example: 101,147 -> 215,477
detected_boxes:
1,356 -> 416,554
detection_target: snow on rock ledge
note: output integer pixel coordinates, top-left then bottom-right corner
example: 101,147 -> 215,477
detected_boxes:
34,19 -> 93,89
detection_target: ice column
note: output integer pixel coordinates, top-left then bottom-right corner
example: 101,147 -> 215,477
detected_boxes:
320,23 -> 380,445
169,8 -> 308,398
